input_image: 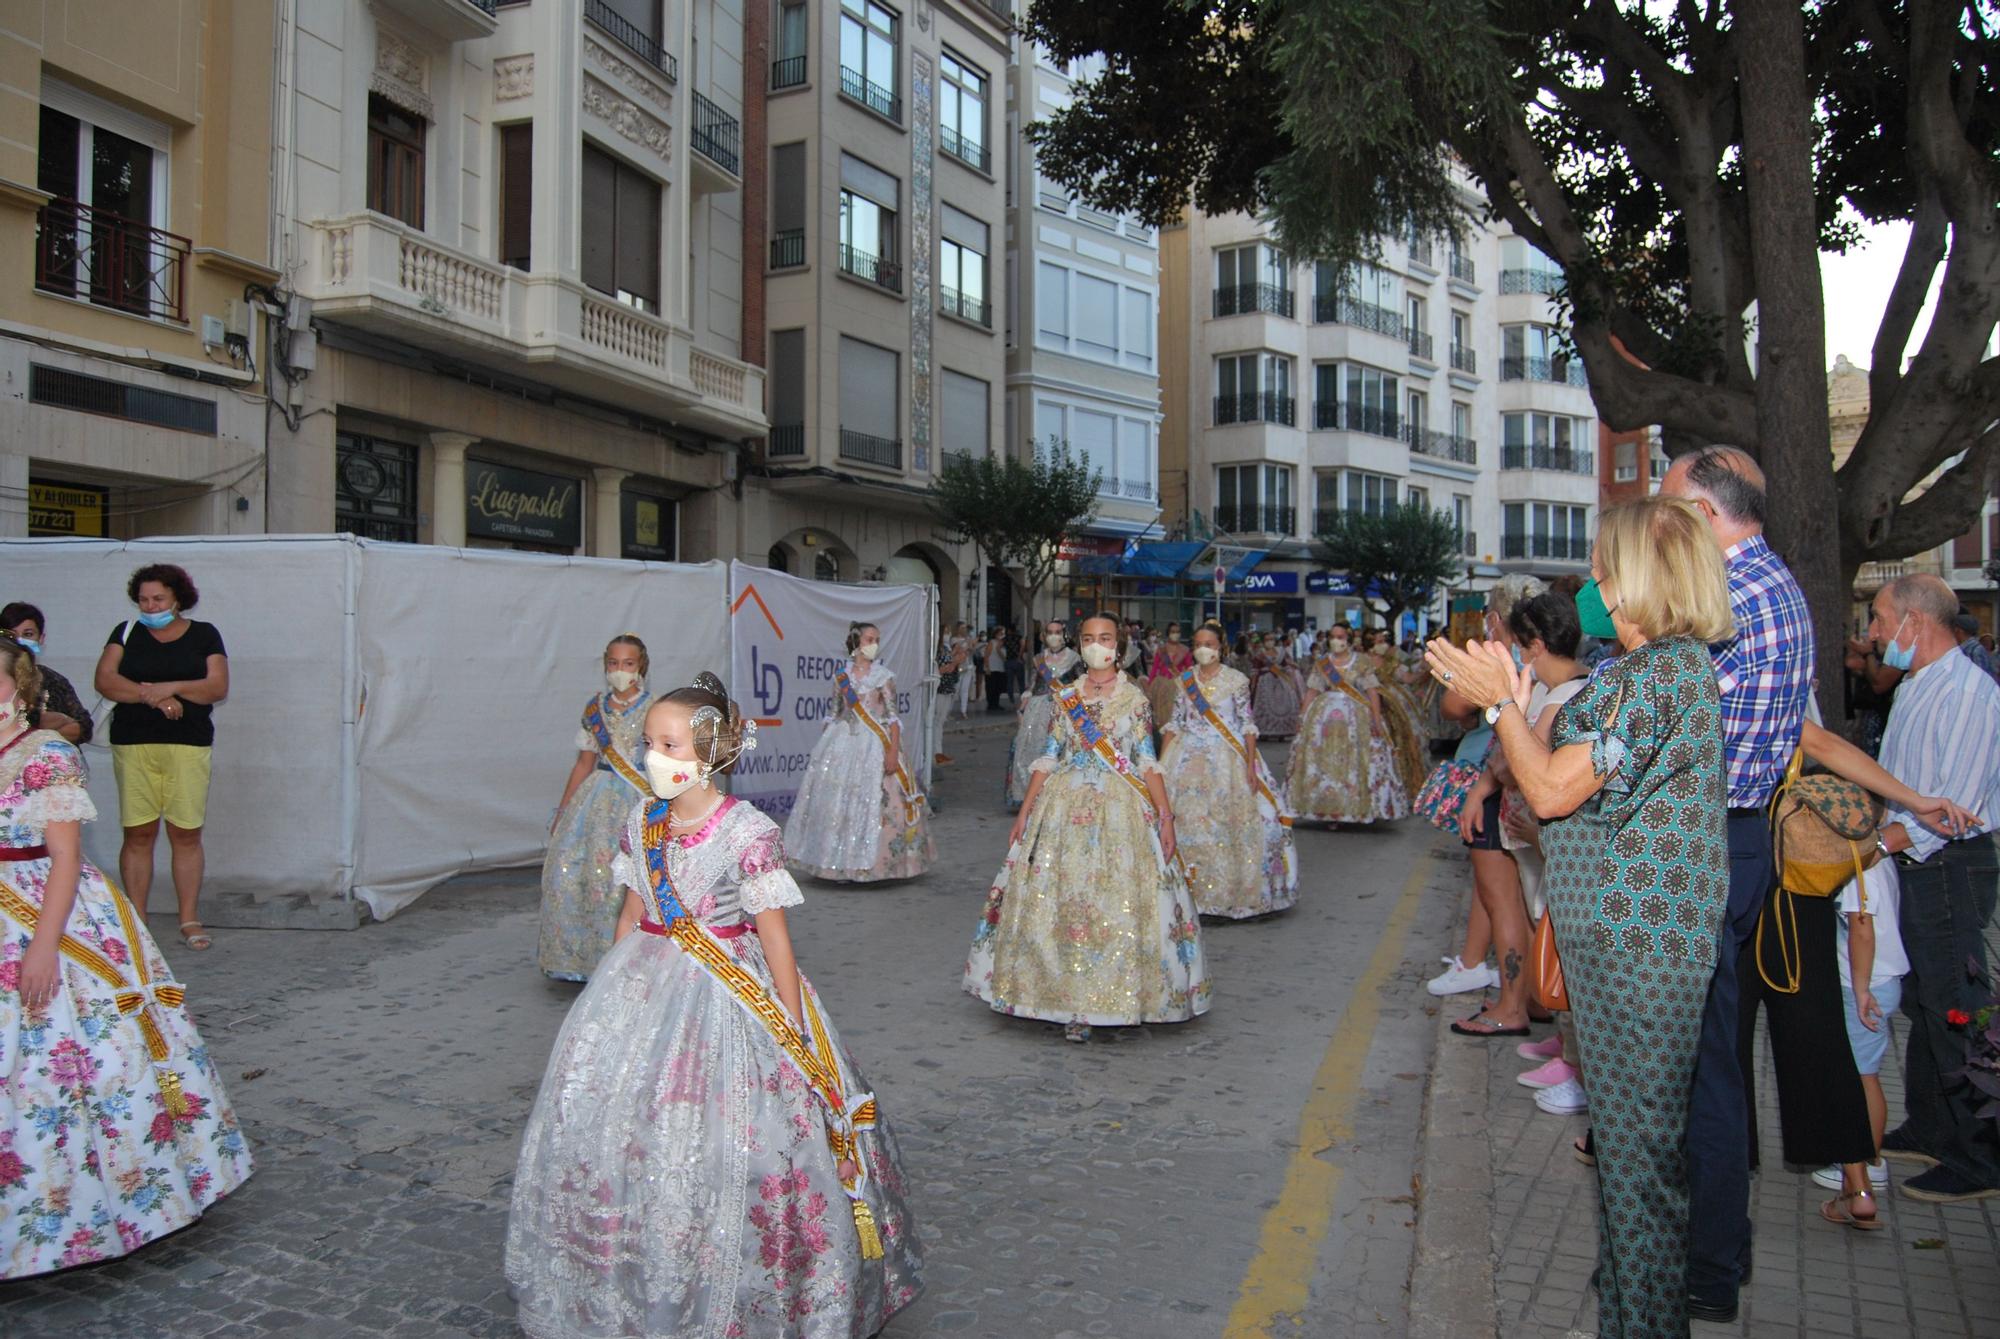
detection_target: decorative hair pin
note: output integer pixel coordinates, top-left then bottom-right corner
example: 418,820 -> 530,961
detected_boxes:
692,670 -> 727,698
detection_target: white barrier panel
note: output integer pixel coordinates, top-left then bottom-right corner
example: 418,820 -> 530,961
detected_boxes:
727,561 -> 937,821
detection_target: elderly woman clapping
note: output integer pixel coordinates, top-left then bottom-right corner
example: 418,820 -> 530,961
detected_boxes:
1426,497 -> 1733,1339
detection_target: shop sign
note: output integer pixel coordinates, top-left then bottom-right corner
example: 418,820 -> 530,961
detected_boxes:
28,481 -> 108,537
1056,535 -> 1124,561
1307,570 -> 1346,595
1228,570 -> 1299,595
466,460 -> 582,547
621,491 -> 677,561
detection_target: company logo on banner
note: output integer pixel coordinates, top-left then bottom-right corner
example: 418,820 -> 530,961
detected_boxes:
727,561 -> 936,820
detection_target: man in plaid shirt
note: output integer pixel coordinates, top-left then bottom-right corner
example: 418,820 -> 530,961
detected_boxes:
1661,446 -> 1814,1323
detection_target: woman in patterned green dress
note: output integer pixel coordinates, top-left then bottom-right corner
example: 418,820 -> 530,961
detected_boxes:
1427,497 -> 1734,1339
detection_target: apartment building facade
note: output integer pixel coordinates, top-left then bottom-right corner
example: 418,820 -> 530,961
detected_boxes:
0,1 -> 279,540
1160,204 -> 1598,632
747,0 -> 1010,627
273,0 -> 766,562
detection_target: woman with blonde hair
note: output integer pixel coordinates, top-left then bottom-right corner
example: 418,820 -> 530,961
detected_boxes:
1426,497 -> 1735,1339
538,634 -> 653,980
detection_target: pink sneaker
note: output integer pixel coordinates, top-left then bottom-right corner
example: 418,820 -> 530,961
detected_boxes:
1517,1057 -> 1579,1090
1516,1034 -> 1563,1062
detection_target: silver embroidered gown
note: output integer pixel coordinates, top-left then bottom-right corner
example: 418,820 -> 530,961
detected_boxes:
539,689 -> 652,981
784,660 -> 934,883
506,797 -> 923,1338
1162,666 -> 1299,919
1006,647 -> 1081,807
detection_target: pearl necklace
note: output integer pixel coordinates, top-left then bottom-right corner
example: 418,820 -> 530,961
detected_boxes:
667,788 -> 724,830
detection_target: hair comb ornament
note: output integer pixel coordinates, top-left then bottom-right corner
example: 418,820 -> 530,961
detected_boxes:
692,670 -> 727,699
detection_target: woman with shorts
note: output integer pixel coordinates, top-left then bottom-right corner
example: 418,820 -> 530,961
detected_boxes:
94,564 -> 228,951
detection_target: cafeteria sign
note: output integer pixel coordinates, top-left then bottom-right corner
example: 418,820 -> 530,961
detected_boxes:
466,461 -> 582,547
29,481 -> 108,537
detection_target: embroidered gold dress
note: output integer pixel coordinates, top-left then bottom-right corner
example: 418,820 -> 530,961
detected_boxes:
1369,651 -> 1433,799
1162,666 -> 1299,919
1284,657 -> 1410,824
784,659 -> 934,883
539,689 -> 652,981
964,675 -> 1211,1026
506,797 -> 923,1338
1006,647 -> 1081,807
0,731 -> 252,1278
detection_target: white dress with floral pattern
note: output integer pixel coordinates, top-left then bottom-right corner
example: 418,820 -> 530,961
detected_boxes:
0,731 -> 252,1279
1162,666 -> 1299,918
784,660 -> 935,882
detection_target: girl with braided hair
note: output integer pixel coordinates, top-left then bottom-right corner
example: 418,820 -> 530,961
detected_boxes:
507,672 -> 923,1337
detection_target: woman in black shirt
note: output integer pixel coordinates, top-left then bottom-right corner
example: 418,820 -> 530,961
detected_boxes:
93,565 -> 229,951
0,601 -> 90,744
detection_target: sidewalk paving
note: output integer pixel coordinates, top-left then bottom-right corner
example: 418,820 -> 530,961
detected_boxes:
1420,852 -> 2000,1338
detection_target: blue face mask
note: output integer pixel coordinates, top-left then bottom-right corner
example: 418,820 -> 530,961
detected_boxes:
1880,615 -> 1915,672
12,637 -> 39,656
137,609 -> 176,630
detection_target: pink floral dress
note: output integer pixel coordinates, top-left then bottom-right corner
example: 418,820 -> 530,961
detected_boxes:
0,731 -> 252,1278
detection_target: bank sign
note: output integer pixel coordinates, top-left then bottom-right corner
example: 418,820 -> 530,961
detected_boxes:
1226,570 -> 1300,595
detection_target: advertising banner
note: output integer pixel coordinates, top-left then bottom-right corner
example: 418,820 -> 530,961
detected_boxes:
728,561 -> 936,822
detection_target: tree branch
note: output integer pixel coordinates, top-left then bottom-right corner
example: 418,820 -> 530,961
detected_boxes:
1856,418 -> 2000,562
1869,187 -> 1948,395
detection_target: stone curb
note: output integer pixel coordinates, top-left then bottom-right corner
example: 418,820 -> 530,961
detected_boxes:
1409,877 -> 1500,1339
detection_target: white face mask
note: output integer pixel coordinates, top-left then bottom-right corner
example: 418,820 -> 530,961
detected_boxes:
1079,643 -> 1116,670
1191,645 -> 1220,666
1044,633 -> 1065,650
856,642 -> 880,660
606,670 -> 640,693
644,750 -> 705,800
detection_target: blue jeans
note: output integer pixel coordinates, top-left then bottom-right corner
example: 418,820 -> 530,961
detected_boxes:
1684,811 -> 1770,1301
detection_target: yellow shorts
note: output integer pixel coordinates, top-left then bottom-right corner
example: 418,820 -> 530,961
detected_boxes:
111,744 -> 213,830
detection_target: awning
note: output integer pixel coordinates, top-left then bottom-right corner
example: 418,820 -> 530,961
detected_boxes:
1224,549 -> 1268,582
1120,541 -> 1206,578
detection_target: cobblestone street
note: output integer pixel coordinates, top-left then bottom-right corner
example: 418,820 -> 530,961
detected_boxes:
0,723 -> 1460,1339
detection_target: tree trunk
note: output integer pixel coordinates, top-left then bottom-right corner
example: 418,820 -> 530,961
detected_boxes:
1735,0 -> 1846,721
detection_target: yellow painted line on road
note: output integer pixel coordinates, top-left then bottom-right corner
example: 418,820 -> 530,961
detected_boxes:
1223,851 -> 1435,1338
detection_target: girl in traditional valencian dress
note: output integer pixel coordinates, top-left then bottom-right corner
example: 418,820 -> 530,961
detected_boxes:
1005,619 -> 1082,808
1285,626 -> 1410,824
506,675 -> 922,1338
0,638 -> 252,1278
1161,622 -> 1299,920
539,634 -> 654,980
1367,631 -> 1434,800
784,624 -> 934,883
965,615 -> 1210,1043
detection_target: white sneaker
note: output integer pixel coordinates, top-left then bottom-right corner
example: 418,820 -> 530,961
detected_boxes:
1534,1077 -> 1589,1114
1427,956 -> 1500,996
1811,1161 -> 1888,1191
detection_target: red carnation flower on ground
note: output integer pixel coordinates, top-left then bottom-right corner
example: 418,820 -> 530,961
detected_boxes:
1947,1008 -> 1972,1026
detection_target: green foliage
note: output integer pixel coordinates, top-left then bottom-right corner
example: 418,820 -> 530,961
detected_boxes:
931,439 -> 1101,617
1314,501 -> 1465,628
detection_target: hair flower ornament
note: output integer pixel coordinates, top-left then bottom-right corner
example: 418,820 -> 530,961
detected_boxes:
740,718 -> 760,753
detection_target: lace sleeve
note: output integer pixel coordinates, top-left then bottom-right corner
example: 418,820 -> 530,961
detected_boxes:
20,740 -> 97,826
741,864 -> 805,914
610,805 -> 646,896
1133,713 -> 1165,777
575,727 -> 597,753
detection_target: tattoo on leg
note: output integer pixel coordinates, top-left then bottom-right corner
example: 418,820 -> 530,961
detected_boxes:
1504,949 -> 1522,982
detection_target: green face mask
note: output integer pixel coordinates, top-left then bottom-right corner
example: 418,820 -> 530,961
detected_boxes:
1576,579 -> 1619,640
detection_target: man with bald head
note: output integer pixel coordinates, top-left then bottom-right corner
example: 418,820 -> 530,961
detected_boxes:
1865,573 -> 2000,1202
1659,444 -> 1816,1319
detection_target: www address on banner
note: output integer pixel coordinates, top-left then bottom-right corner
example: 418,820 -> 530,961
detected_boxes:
734,752 -> 810,777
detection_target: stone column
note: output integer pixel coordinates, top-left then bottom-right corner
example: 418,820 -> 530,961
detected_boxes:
591,467 -> 629,558
428,432 -> 477,546
0,451 -> 28,538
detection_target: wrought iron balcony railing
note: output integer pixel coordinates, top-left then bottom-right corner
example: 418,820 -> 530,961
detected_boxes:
1408,329 -> 1434,360
1406,426 -> 1478,465
840,65 -> 900,121
35,196 -> 190,323
1449,344 -> 1478,375
1214,504 -> 1296,537
1213,283 -> 1295,319
940,286 -> 990,327
1213,392 -> 1296,427
1500,268 -> 1563,296
768,423 -> 806,457
1312,400 -> 1403,440
1313,293 -> 1404,338
838,244 -> 902,293
770,229 -> 805,270
838,427 -> 902,469
585,0 -> 678,81
1501,443 -> 1596,474
939,125 -> 989,173
691,92 -> 740,175
771,54 -> 807,90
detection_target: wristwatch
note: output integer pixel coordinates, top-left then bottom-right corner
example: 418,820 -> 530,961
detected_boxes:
1484,698 -> 1515,726
1874,831 -> 1891,860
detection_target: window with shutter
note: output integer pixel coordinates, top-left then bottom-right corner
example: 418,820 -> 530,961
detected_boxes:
500,123 -> 532,271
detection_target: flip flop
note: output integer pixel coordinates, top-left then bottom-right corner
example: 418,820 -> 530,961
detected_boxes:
1819,1191 -> 1883,1231
1452,1014 -> 1531,1037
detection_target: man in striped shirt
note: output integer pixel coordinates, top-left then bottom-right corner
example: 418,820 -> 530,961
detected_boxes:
1660,446 -> 1814,1321
1870,575 -> 2000,1203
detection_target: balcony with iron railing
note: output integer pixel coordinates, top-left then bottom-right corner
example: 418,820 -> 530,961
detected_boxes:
1213,283 -> 1295,319
691,92 -> 740,176
1461,529 -> 1478,558
1501,443 -> 1596,474
1500,355 -> 1589,387
1503,532 -> 1590,562
840,65 -> 901,122
1213,392 -> 1296,427
839,427 -> 902,470
1407,236 -> 1435,269
1406,426 -> 1478,465
939,125 -> 990,174
1449,344 -> 1478,376
1214,504 -> 1296,536
1408,329 -> 1434,361
35,197 -> 191,324
1312,399 -> 1403,441
1098,476 -> 1157,502
771,54 -> 807,89
1448,252 -> 1476,285
768,424 -> 806,458
839,244 -> 902,293
941,286 -> 990,327
585,0 -> 678,81
1500,268 -> 1563,297
1313,293 -> 1404,339
770,229 -> 805,270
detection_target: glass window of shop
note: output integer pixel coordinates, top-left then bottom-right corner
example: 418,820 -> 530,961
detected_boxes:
620,487 -> 678,561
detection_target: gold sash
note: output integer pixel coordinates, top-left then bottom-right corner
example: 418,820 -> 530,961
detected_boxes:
1178,669 -> 1293,827
0,878 -> 186,1064
835,668 -> 925,838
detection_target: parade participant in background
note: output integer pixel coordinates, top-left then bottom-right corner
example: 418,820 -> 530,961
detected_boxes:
1285,624 -> 1408,825
1250,632 -> 1305,741
1006,620 -> 1082,808
0,636 -> 252,1278
1161,621 -> 1298,919
982,627 -> 1009,712
536,634 -> 653,981
1145,622 -> 1195,733
506,675 -> 922,1337
93,565 -> 228,954
785,623 -> 934,883
1368,629 -> 1433,799
1,603 -> 88,745
1120,619 -> 1147,678
965,614 -> 1210,1043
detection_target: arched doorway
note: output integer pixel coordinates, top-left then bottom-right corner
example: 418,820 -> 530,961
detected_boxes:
767,543 -> 793,574
887,541 -> 961,627
813,550 -> 840,582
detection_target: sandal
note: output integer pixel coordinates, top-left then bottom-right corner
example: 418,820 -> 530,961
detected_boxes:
179,921 -> 213,951
1574,1131 -> 1596,1166
1819,1189 -> 1882,1231
1451,1012 -> 1531,1038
